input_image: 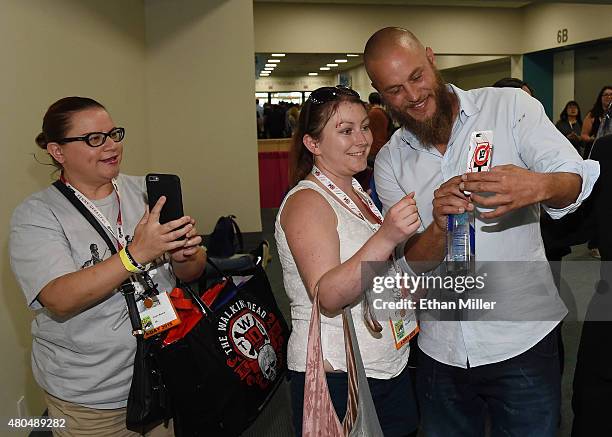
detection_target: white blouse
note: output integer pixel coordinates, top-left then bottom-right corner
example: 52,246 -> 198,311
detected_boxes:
275,180 -> 408,379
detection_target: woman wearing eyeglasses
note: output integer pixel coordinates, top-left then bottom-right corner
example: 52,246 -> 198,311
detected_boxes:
275,86 -> 420,437
9,97 -> 205,436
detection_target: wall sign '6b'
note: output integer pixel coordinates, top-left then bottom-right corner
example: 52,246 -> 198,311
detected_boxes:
557,29 -> 568,44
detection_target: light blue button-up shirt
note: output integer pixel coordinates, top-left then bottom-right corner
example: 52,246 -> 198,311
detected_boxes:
374,85 -> 600,368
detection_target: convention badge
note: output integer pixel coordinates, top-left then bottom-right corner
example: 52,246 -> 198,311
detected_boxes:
389,313 -> 418,350
464,130 -> 494,195
138,291 -> 181,338
389,285 -> 419,350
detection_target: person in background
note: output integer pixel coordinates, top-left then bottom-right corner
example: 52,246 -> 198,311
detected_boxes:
277,85 -> 420,437
10,97 -> 206,436
581,85 -> 612,154
367,91 -> 393,164
286,103 -> 300,138
556,100 -> 584,155
256,98 -> 265,138
266,103 -> 287,138
580,87 -> 611,258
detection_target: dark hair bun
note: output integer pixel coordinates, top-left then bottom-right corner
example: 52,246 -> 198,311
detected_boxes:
35,132 -> 47,149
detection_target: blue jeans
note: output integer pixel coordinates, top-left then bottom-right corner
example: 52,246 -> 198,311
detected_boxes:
417,327 -> 561,437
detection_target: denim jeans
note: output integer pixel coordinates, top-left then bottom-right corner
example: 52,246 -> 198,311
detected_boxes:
417,326 -> 561,437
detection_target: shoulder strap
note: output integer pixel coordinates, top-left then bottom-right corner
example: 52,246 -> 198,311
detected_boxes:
228,215 -> 244,253
52,180 -> 143,335
53,181 -> 118,254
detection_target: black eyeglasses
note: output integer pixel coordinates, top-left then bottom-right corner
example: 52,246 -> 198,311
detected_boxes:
59,127 -> 125,148
307,85 -> 360,105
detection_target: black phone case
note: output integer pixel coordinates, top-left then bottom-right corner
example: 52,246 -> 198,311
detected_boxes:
146,173 -> 184,225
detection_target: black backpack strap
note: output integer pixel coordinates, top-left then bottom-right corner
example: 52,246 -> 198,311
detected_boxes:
52,180 -> 143,334
228,215 -> 244,253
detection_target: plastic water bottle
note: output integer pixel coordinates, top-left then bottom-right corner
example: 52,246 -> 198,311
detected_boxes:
447,212 -> 475,275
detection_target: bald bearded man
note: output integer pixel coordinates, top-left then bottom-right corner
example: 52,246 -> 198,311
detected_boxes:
364,27 -> 599,437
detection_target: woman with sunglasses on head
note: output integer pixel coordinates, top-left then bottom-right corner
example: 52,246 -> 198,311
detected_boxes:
276,86 -> 421,437
9,97 -> 205,436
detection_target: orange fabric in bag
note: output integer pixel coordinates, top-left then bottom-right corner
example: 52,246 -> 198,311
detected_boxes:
163,280 -> 228,346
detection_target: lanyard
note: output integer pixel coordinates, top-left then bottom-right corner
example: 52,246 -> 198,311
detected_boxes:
311,165 -> 401,268
311,165 -> 384,232
59,174 -> 127,249
311,166 -> 412,337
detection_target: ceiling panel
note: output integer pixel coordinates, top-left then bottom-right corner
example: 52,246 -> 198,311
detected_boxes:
256,52 -> 363,77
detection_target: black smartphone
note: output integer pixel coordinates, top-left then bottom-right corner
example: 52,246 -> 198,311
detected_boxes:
146,173 -> 184,225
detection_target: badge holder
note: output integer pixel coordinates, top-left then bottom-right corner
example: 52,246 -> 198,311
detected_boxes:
136,272 -> 181,339
388,284 -> 419,350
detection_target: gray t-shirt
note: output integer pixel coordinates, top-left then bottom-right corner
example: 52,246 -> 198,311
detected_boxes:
9,174 -> 176,408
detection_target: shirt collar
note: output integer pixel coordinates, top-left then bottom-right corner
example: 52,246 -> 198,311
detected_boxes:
399,83 -> 482,151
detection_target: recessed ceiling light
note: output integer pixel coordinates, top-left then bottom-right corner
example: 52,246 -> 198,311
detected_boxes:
271,53 -> 285,57
308,72 -> 318,76
265,64 -> 276,67
346,54 -> 359,57
320,67 -> 330,71
327,63 -> 338,67
260,74 -> 270,77
335,59 -> 348,63
267,59 -> 280,63
264,67 -> 274,71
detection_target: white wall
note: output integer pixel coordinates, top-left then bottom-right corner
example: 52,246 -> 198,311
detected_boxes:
0,0 -> 147,421
345,64 -> 377,103
145,0 -> 261,232
522,3 -> 612,53
574,40 -> 612,119
435,55 -> 508,71
441,58 -> 511,91
553,50 -> 575,123
510,55 -> 523,80
255,2 -> 612,56
254,3 -> 523,55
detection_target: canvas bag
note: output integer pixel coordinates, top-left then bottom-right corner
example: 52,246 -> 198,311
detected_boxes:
155,263 -> 289,436
302,290 -> 384,437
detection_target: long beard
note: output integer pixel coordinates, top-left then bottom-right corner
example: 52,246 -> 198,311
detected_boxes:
387,70 -> 454,148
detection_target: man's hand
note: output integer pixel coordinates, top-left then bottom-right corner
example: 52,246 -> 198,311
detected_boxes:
461,164 -> 580,219
432,175 -> 474,230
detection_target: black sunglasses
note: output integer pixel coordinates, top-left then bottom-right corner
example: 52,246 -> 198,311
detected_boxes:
59,127 -> 125,148
303,86 -> 361,130
307,85 -> 360,105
